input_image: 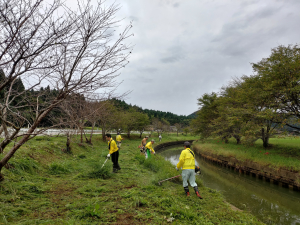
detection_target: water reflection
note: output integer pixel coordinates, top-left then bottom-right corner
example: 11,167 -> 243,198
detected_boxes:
159,146 -> 300,225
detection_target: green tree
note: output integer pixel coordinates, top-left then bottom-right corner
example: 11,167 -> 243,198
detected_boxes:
183,127 -> 190,136
190,93 -> 219,140
135,113 -> 150,138
251,44 -> 300,131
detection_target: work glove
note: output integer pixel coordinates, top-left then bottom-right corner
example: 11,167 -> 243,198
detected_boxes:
107,153 -> 110,158
175,167 -> 179,171
153,152 -> 156,155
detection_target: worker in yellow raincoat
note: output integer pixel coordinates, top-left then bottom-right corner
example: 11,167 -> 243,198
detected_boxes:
105,133 -> 121,173
145,139 -> 155,159
176,141 -> 202,199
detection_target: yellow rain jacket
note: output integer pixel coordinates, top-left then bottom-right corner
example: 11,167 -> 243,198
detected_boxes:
176,148 -> 195,170
145,141 -> 155,153
108,138 -> 119,154
116,135 -> 122,142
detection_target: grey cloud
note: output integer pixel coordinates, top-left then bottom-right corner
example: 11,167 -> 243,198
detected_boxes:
129,16 -> 139,22
113,0 -> 300,115
138,67 -> 158,73
161,56 -> 182,63
173,2 -> 180,8
161,45 -> 185,63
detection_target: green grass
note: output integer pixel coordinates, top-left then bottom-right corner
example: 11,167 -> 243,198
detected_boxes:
0,133 -> 262,224
194,136 -> 300,171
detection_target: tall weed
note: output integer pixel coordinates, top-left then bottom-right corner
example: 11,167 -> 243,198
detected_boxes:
48,162 -> 71,175
9,157 -> 40,175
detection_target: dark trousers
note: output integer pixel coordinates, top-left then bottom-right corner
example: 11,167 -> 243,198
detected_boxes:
111,151 -> 120,169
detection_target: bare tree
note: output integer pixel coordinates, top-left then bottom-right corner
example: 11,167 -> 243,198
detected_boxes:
174,123 -> 182,136
59,93 -> 88,143
84,96 -> 112,144
0,0 -> 132,178
97,101 -> 119,141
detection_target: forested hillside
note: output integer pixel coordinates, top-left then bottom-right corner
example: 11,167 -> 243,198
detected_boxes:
110,98 -> 192,126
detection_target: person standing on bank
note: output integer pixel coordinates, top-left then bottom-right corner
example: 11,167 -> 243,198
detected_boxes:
116,132 -> 123,150
145,139 -> 155,159
159,134 -> 162,142
141,136 -> 149,154
176,141 -> 202,199
105,133 -> 121,173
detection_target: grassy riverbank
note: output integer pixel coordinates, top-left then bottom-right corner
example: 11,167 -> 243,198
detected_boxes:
193,136 -> 300,172
0,134 -> 263,224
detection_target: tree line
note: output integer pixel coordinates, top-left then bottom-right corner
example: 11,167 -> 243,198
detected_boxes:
110,98 -> 192,126
191,44 -> 300,148
0,71 -> 192,144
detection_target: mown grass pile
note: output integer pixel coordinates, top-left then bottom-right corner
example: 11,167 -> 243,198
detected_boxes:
194,136 -> 300,171
0,133 -> 263,224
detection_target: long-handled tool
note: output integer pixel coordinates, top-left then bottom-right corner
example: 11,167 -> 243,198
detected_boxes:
101,157 -> 109,169
158,175 -> 181,185
158,166 -> 201,185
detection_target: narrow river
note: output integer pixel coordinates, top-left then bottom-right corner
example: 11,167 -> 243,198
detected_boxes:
159,145 -> 300,225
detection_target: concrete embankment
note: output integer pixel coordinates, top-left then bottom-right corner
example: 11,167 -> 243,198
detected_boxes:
193,145 -> 300,191
154,140 -> 195,153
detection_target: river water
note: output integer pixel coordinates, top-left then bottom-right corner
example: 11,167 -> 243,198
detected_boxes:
159,145 -> 300,225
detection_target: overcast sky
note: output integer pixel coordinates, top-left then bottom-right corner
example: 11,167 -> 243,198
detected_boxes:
103,0 -> 300,116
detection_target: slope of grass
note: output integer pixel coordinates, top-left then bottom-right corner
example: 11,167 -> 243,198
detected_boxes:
0,133 -> 263,224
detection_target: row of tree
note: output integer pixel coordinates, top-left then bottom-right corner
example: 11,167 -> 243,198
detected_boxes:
0,71 -> 190,144
191,44 -> 300,148
60,96 -> 190,143
0,0 -> 132,177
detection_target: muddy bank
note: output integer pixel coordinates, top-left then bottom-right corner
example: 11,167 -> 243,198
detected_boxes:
193,145 -> 300,191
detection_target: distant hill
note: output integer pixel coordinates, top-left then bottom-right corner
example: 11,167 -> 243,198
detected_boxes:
110,98 -> 191,126
187,111 -> 198,119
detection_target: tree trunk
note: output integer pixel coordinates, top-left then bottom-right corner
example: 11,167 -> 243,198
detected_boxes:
261,128 -> 269,148
0,126 -> 4,137
66,132 -> 71,153
0,128 -> 20,153
87,122 -> 95,144
101,124 -> 106,141
127,130 -> 130,138
233,135 -> 241,144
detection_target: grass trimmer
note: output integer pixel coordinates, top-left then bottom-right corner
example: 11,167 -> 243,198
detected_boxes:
158,174 -> 181,185
158,166 -> 201,185
101,157 -> 109,169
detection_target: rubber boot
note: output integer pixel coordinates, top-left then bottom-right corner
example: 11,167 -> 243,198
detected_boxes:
117,164 -> 121,171
193,186 -> 203,199
113,167 -> 118,173
184,186 -> 190,197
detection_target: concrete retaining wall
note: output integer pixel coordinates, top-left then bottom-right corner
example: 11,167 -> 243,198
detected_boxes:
154,140 -> 195,152
193,145 -> 300,191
